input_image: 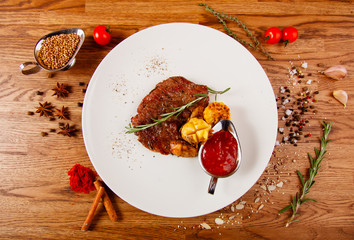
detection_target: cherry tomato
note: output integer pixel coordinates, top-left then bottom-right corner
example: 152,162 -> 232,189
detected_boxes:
93,25 -> 111,45
264,27 -> 282,44
282,27 -> 298,46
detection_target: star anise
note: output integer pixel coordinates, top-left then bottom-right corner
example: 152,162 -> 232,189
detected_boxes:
54,106 -> 70,120
58,123 -> 77,137
52,82 -> 70,98
35,101 -> 53,117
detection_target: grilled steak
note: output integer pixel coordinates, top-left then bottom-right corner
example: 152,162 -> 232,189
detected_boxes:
131,76 -> 209,155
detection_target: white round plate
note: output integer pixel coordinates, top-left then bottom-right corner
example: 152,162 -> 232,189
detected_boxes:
82,23 -> 277,218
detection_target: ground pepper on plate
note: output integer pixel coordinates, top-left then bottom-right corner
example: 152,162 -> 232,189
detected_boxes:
68,164 -> 97,193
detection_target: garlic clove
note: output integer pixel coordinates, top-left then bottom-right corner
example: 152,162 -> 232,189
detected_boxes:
333,90 -> 348,108
324,65 -> 347,80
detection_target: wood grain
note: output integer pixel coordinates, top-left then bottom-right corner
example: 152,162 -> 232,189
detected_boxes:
0,0 -> 354,239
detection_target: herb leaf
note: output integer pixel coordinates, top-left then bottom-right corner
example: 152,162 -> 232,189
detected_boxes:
296,170 -> 305,186
301,198 -> 317,204
278,205 -> 292,214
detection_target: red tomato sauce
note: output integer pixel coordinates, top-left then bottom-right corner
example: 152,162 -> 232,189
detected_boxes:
201,130 -> 238,176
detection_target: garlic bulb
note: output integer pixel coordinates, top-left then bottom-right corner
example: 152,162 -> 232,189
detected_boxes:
333,90 -> 348,108
324,65 -> 347,80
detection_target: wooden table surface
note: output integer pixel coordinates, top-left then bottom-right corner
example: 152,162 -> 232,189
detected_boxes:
1,0 -> 353,239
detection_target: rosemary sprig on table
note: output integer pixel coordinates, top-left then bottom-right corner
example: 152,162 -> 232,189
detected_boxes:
279,121 -> 333,227
125,87 -> 230,134
199,3 -> 274,60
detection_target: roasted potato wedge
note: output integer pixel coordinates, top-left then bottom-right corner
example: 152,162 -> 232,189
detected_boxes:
170,140 -> 198,157
180,117 -> 211,145
203,102 -> 230,126
190,106 -> 205,119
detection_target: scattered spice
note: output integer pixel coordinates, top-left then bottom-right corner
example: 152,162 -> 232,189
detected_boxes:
79,82 -> 85,86
38,33 -> 80,70
58,123 -> 77,137
30,80 -> 82,137
77,102 -> 83,107
35,101 -> 53,117
40,132 -> 48,137
54,106 -> 70,120
47,72 -> 55,78
276,62 -> 318,146
52,82 -> 70,98
68,164 -> 97,193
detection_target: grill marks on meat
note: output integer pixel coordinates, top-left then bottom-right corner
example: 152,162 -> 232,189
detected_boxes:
131,76 -> 209,155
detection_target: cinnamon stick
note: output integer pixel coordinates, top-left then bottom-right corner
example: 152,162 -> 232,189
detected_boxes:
94,180 -> 118,222
81,186 -> 104,232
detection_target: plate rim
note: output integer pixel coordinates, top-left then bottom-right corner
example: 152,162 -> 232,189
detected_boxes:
82,22 -> 278,218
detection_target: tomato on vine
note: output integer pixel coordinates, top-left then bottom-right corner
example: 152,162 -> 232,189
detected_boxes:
93,25 -> 111,45
264,27 -> 282,44
282,27 -> 298,46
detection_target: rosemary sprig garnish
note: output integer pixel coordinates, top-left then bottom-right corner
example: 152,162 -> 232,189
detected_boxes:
125,96 -> 205,134
208,86 -> 230,101
125,87 -> 230,134
199,3 -> 274,60
279,121 -> 333,227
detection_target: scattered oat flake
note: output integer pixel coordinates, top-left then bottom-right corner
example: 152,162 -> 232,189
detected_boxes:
258,204 -> 264,210
268,185 -> 276,191
301,62 -> 308,69
276,181 -> 284,188
200,222 -> 211,229
282,99 -> 290,105
215,218 -> 224,225
254,197 -> 260,203
235,204 -> 245,210
285,109 -> 292,116
260,185 -> 267,191
229,216 -> 235,220
240,201 -> 247,205
230,205 -> 235,212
